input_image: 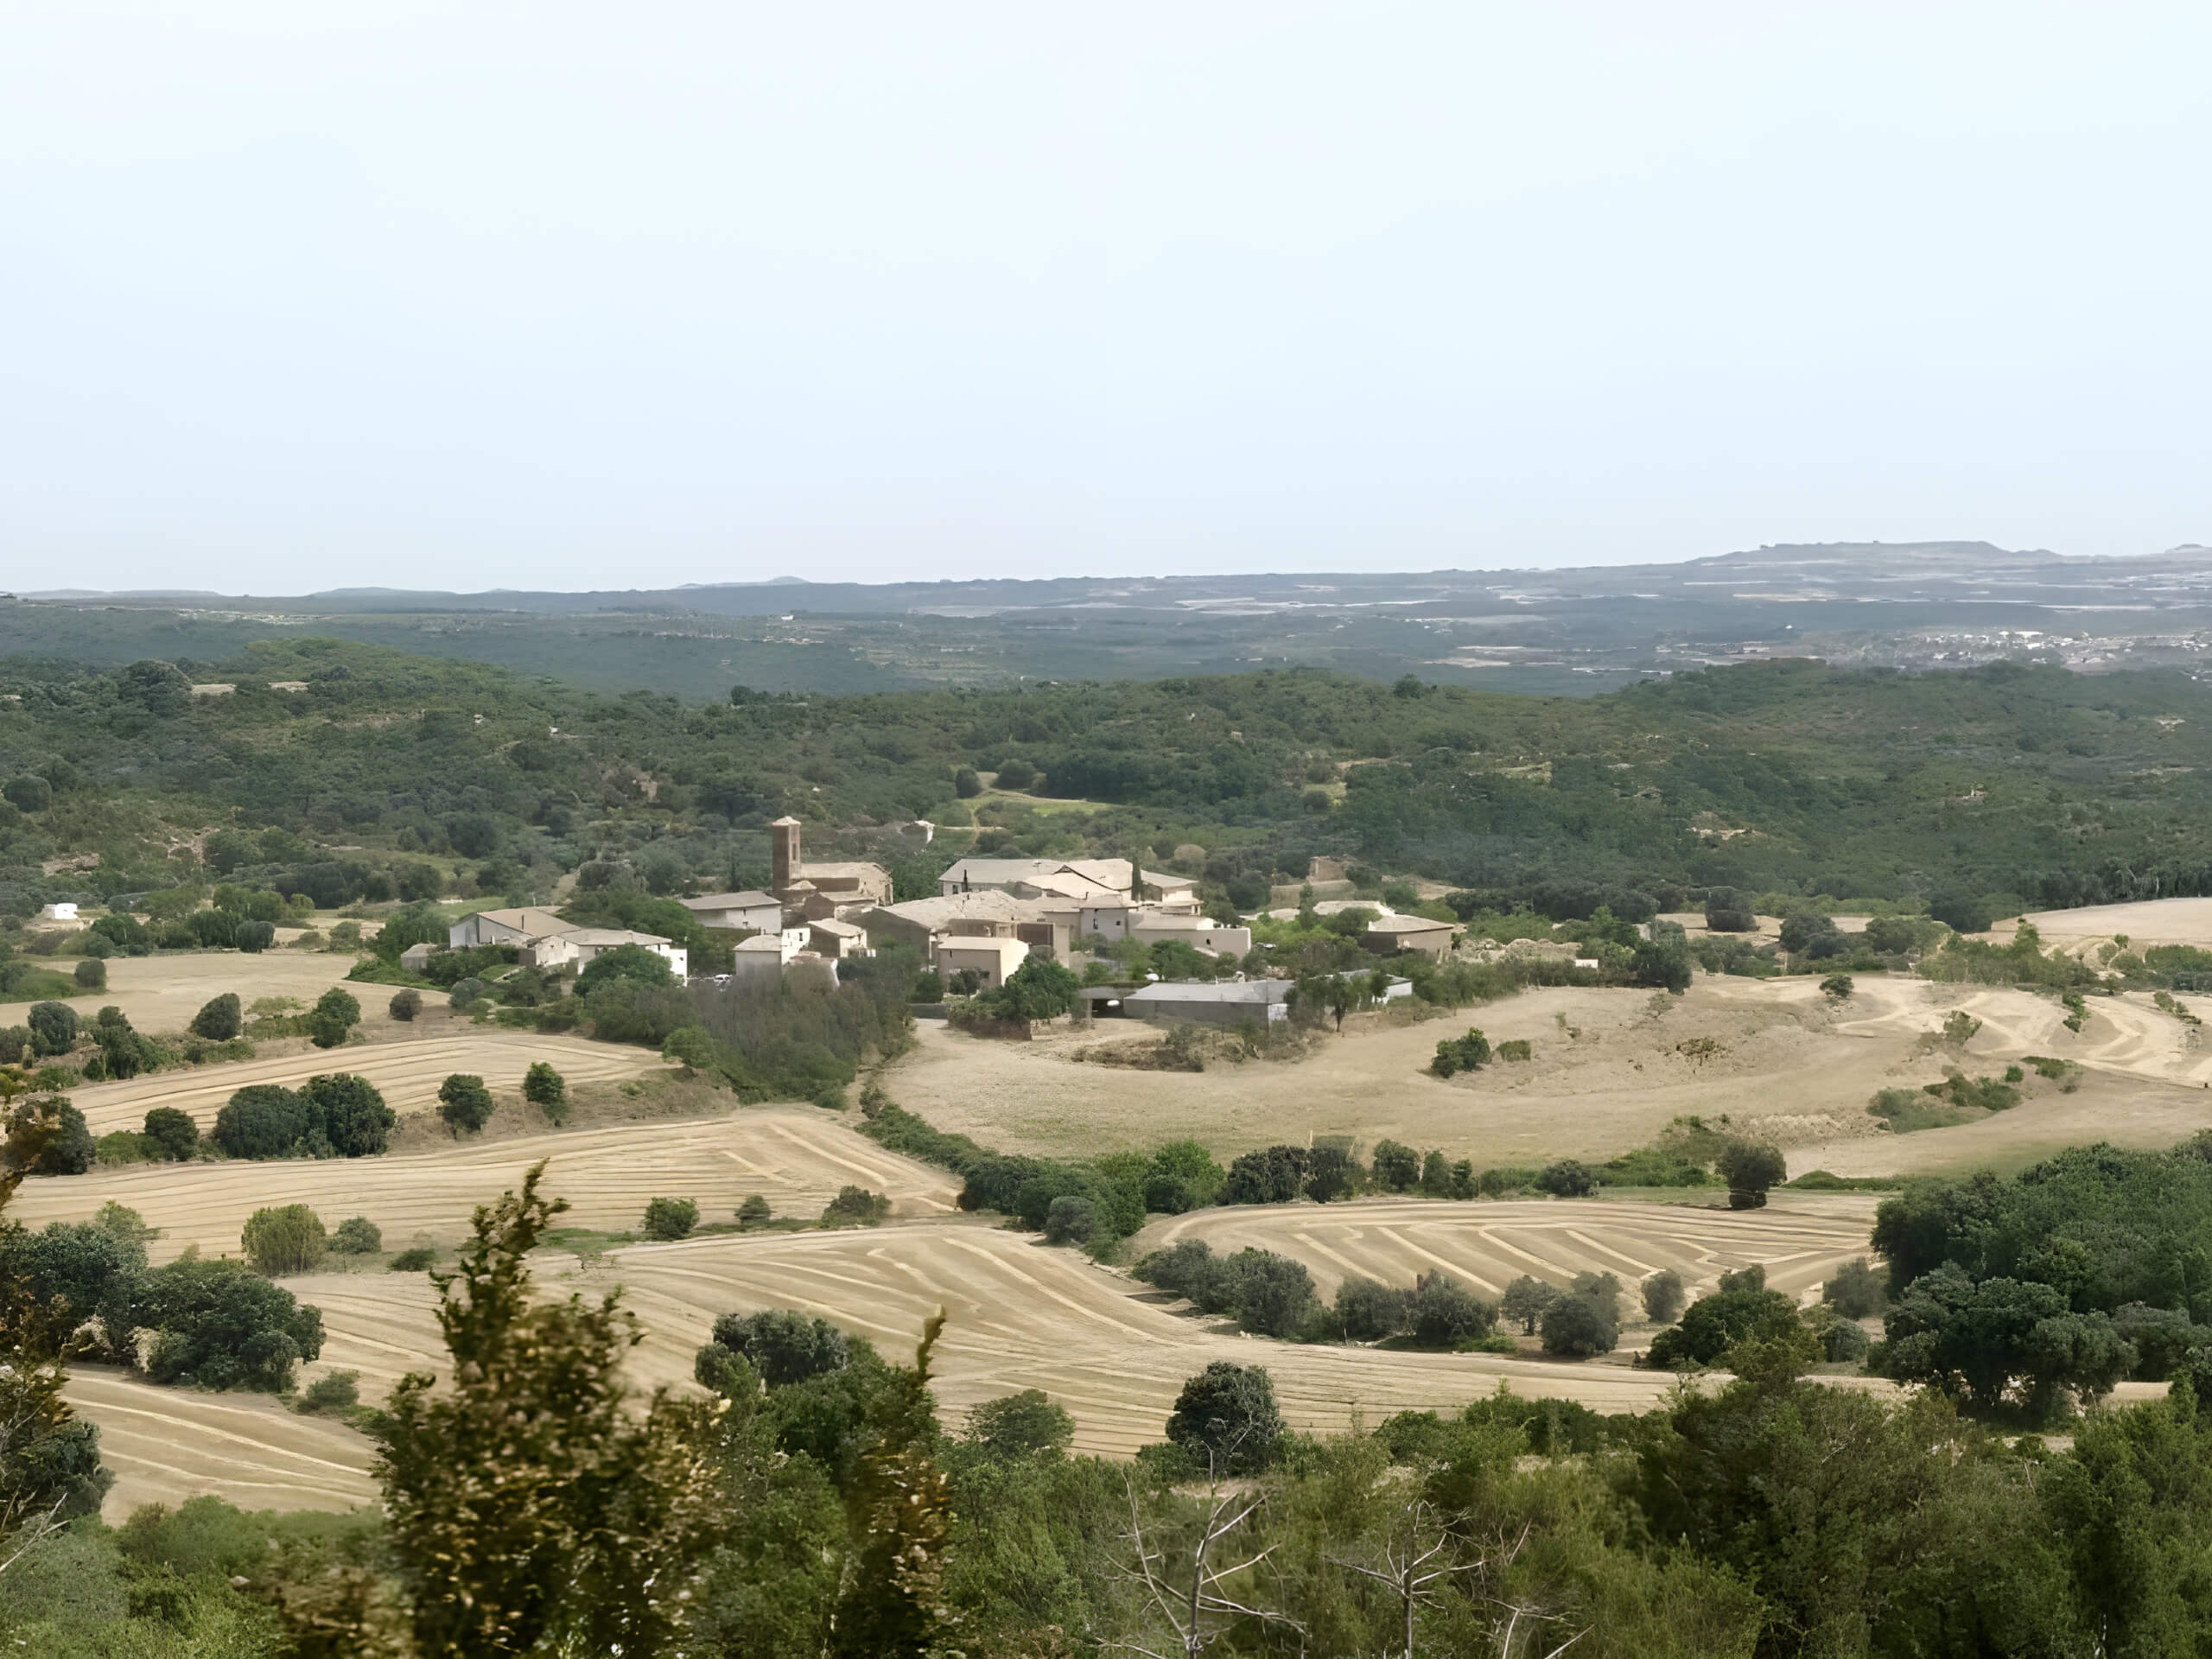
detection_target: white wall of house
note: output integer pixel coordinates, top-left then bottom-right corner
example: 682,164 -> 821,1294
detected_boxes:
1130,918 -> 1252,957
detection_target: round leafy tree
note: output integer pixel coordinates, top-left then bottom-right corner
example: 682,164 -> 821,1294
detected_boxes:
697,1309 -> 849,1389
242,1205 -> 327,1275
6,1097 -> 94,1175
142,1106 -> 200,1162
575,944 -> 674,996
965,1389 -> 1074,1459
26,1001 -> 78,1058
1410,1273 -> 1496,1349
522,1061 -> 567,1124
1534,1159 -> 1597,1198
1642,1268 -> 1688,1325
307,987 -> 360,1049
641,1197 -> 699,1240
1166,1360 -> 1284,1474
302,1073 -> 396,1157
330,1217 -> 383,1255
1716,1139 -> 1787,1210
190,992 -> 243,1041
438,1074 -> 495,1137
213,1084 -> 311,1160
387,988 -> 423,1022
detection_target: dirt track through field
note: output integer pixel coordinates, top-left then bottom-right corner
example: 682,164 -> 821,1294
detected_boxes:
65,1031 -> 669,1135
60,1365 -> 378,1521
13,1109 -> 961,1255
1128,1192 -> 1880,1305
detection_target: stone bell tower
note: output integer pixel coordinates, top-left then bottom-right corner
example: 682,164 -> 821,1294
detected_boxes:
771,815 -> 803,895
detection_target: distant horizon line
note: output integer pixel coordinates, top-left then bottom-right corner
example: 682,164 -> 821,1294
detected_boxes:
15,537 -> 2211,605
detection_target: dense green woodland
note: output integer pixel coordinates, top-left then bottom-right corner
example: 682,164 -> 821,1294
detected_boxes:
3,640 -> 2211,921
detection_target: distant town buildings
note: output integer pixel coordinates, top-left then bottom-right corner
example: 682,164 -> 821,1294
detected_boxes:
447,906 -> 689,978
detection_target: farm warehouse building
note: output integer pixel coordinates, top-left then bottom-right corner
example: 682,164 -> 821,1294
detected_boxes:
1121,979 -> 1295,1027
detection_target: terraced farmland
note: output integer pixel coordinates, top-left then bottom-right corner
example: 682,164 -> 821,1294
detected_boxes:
1127,1192 -> 1881,1305
60,1365 -> 378,1521
64,1030 -> 669,1135
13,1108 -> 960,1255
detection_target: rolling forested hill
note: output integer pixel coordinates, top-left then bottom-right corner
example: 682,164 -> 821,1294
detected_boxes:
0,638 -> 2208,921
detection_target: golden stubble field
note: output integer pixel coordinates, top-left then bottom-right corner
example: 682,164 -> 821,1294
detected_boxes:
12,1107 -> 961,1258
62,1188 -> 1896,1518
63,1030 -> 669,1135
887,969 -> 2212,1179
1,950 -> 365,1037
49,899 -> 2212,1519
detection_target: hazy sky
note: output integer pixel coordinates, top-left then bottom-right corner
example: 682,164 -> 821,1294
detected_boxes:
4,3 -> 2209,593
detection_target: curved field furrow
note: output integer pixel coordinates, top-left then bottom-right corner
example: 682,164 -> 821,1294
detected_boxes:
594,1226 -> 1729,1458
68,1199 -> 1895,1512
10,1109 -> 959,1256
67,1032 -> 668,1135
1130,1196 -> 1878,1305
60,1365 -> 378,1522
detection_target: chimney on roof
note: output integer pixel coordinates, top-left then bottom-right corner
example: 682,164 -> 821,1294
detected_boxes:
772,816 -> 802,892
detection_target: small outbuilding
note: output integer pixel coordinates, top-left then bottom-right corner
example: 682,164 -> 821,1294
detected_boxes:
1359,913 -> 1459,961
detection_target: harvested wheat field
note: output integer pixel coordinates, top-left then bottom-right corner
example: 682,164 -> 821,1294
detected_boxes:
2012,896 -> 2212,955
270,1223 -> 1733,1471
893,970 -> 2212,1177
65,1030 -> 668,1135
12,1108 -> 959,1255
884,979 -> 2073,1165
65,1185 -> 1898,1511
0,950 -> 366,1037
1128,1192 -> 1880,1306
60,1364 -> 378,1522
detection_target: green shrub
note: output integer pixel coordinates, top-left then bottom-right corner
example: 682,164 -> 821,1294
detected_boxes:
1715,1139 -> 1786,1209
329,1217 -> 382,1255
1541,1273 -> 1623,1357
641,1197 -> 700,1240
27,1001 -> 78,1057
1496,1038 -> 1532,1061
1166,1361 -> 1282,1473
438,1073 -> 495,1137
389,1247 -> 435,1272
189,992 -> 243,1040
73,957 -> 105,990
736,1194 -> 772,1228
821,1185 -> 890,1226
388,988 -> 422,1022
135,1257 -> 324,1390
95,1130 -> 152,1165
137,1110 -> 198,1159
523,1061 -> 568,1123
1430,1029 -> 1491,1077
1535,1159 -> 1596,1198
295,1370 -> 360,1414
307,986 -> 360,1048
242,1205 -> 327,1275
9,1097 -> 94,1174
